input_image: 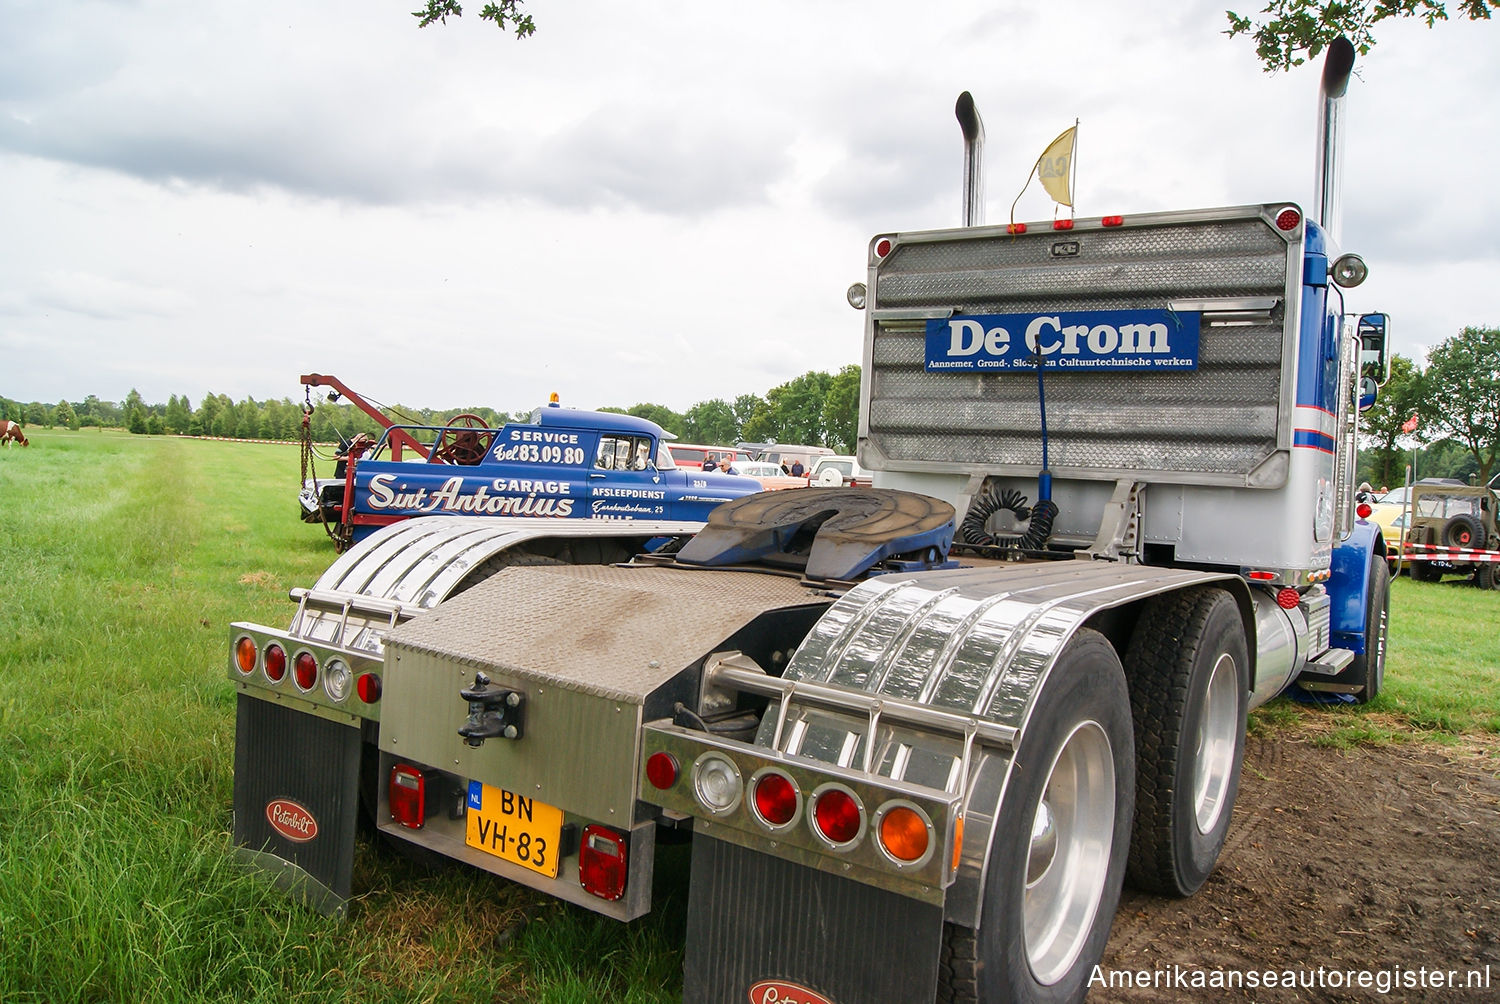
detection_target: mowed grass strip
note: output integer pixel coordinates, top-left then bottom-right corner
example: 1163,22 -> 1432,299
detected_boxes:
0,429 -> 1494,1001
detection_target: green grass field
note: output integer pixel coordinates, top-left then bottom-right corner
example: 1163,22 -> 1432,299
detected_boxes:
0,428 -> 1495,1002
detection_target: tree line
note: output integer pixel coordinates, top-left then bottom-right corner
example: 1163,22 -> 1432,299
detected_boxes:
1358,326 -> 1500,490
0,363 -> 864,454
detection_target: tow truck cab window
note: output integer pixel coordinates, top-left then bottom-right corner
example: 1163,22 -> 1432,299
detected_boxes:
596,434 -> 655,472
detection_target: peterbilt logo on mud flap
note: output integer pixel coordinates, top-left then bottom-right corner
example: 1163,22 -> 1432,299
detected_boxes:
266,798 -> 319,842
747,980 -> 835,1004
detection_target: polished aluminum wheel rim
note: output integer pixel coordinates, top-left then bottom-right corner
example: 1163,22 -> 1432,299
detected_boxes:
1024,720 -> 1115,986
1194,652 -> 1239,835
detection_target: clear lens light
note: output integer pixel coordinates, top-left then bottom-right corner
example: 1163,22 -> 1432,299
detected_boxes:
694,756 -> 742,813
323,658 -> 352,702
1332,253 -> 1368,288
846,282 -> 867,310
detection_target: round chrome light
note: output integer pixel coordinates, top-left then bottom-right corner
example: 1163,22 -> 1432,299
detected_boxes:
692,754 -> 743,815
846,282 -> 867,310
323,658 -> 352,702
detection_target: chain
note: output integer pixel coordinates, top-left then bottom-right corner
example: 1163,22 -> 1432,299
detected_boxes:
300,391 -> 345,548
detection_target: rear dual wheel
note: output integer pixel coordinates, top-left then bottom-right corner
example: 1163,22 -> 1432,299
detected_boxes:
1124,587 -> 1248,897
939,629 -> 1134,1003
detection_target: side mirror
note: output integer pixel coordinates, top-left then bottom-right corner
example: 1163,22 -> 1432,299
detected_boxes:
1358,313 -> 1390,383
1356,312 -> 1390,412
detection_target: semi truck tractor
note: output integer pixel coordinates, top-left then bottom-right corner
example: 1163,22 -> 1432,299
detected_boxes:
230,38 -> 1392,1003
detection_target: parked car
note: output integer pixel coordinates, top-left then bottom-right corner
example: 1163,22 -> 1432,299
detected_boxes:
807,454 -> 872,487
667,443 -> 747,472
733,460 -> 809,491
750,444 -> 834,476
1368,508 -> 1409,569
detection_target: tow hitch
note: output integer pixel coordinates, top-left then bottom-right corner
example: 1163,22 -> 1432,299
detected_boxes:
458,672 -> 525,745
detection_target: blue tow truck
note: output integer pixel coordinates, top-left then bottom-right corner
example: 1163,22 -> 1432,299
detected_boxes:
298,380 -> 760,549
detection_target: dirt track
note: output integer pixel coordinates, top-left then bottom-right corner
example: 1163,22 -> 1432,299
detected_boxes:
1098,733 -> 1500,1001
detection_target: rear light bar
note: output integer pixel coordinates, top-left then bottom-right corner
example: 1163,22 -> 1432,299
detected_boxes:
227,623 -> 383,720
640,722 -> 960,903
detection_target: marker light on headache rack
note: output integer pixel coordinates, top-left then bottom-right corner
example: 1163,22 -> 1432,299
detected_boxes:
1275,207 -> 1301,232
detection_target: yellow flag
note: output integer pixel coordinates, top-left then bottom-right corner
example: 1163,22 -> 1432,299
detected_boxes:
1036,125 -> 1076,207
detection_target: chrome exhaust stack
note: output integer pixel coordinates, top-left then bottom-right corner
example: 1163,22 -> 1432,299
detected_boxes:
956,91 -> 985,227
1312,37 -> 1356,244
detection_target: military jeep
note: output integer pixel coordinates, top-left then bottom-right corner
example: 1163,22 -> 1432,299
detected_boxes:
1407,483 -> 1500,588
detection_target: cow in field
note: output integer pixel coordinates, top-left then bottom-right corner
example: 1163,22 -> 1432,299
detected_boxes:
0,420 -> 29,447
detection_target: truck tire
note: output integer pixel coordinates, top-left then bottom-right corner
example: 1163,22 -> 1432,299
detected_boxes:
938,629 -> 1133,1004
1443,513 -> 1484,549
1345,559 -> 1390,702
1475,563 -> 1497,590
1122,587 -> 1247,898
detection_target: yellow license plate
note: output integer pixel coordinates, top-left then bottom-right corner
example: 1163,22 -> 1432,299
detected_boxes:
464,781 -> 564,878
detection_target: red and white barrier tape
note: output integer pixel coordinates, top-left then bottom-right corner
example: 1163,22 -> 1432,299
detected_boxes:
1399,541 -> 1500,563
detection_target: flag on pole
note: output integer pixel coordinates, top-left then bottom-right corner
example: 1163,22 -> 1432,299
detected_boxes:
1036,125 -> 1077,207
1010,121 -> 1079,231
1401,413 -> 1420,433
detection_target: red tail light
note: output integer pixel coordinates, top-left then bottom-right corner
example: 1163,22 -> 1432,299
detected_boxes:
1007,223 -> 1027,234
874,237 -> 892,258
752,771 -> 799,827
264,644 -> 287,682
1356,502 -> 1373,519
293,651 -> 317,691
1276,587 -> 1301,610
1275,207 -> 1301,231
1052,219 -> 1073,230
234,636 -> 256,675
1101,215 -> 1124,227
356,672 -> 382,703
812,785 -> 864,846
388,764 -> 425,829
645,751 -> 679,790
579,825 -> 628,900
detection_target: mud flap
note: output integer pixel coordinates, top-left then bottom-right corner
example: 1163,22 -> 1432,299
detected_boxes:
683,833 -> 943,1004
232,694 -> 362,916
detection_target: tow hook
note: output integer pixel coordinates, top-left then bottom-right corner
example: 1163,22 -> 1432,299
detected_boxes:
458,672 -> 525,746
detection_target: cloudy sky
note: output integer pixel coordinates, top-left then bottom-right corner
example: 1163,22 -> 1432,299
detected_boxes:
2,0 -> 1495,414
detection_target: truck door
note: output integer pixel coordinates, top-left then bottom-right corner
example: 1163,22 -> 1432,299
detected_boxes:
588,433 -> 670,519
